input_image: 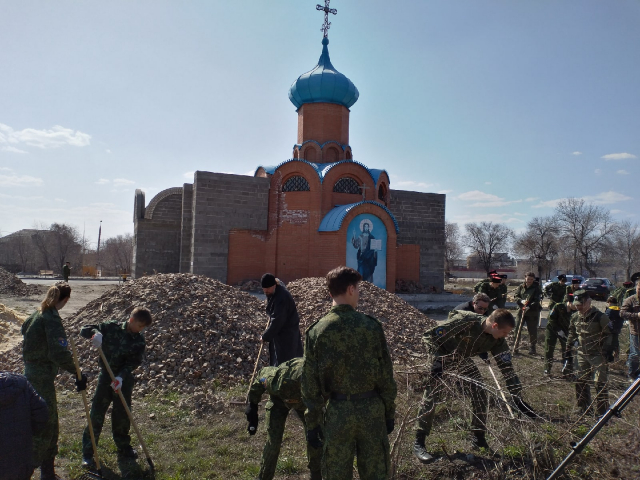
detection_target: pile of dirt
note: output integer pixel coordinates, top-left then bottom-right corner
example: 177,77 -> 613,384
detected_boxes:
287,277 -> 436,362
395,279 -> 441,294
0,267 -> 40,296
0,303 -> 26,354
0,273 -> 268,398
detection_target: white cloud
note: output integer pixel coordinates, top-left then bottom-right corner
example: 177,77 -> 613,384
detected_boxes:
106,149 -> 112,154
601,152 -> 637,161
437,189 -> 453,195
54,198 -> 67,203
525,197 -> 538,202
0,193 -> 45,201
572,151 -> 582,156
113,178 -> 135,187
0,123 -> 91,149
457,190 -> 521,207
393,180 -> 436,191
611,209 -> 622,214
452,213 -> 525,225
617,170 -> 630,175
581,191 -> 632,205
95,178 -> 110,185
0,174 -> 44,187
594,169 -> 602,175
1,145 -> 28,154
183,171 -> 194,180
532,198 -> 564,209
484,181 -> 492,185
0,167 -> 13,172
513,212 -> 527,216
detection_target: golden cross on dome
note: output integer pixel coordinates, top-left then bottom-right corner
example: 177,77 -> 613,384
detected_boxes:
316,0 -> 337,38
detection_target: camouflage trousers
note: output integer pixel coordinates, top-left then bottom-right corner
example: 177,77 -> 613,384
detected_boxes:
515,309 -> 539,348
259,396 -> 321,480
417,357 -> 487,437
575,353 -> 609,416
543,324 -> 568,373
24,363 -> 59,465
323,395 -> 389,480
82,372 -> 134,457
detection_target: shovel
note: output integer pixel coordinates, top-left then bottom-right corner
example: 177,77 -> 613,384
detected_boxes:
69,337 -> 104,480
97,346 -> 155,472
230,316 -> 271,407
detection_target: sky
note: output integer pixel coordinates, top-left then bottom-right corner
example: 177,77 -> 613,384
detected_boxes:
1,1 -> 639,247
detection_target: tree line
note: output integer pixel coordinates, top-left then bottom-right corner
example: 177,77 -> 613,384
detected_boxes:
445,198 -> 640,281
0,223 -> 133,277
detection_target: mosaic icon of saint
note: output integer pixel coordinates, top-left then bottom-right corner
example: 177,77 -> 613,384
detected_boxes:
351,219 -> 377,282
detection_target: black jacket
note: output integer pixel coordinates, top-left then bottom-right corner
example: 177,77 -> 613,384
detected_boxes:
0,372 -> 49,480
263,284 -> 303,366
454,301 -> 475,313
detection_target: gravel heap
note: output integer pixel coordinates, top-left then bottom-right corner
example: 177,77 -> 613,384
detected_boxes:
0,304 -> 26,354
287,277 -> 436,363
0,274 -> 269,401
0,267 -> 40,296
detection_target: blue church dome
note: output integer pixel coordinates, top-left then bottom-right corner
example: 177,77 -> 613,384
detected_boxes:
288,37 -> 359,110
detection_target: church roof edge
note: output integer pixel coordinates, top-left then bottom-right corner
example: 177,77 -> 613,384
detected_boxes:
318,201 -> 400,234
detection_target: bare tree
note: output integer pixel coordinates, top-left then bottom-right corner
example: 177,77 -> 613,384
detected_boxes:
444,221 -> 464,277
611,220 -> 640,281
102,234 -> 134,275
50,223 -> 82,270
555,198 -> 617,276
8,233 -> 34,273
513,216 -> 560,279
31,223 -> 54,270
464,222 -> 514,275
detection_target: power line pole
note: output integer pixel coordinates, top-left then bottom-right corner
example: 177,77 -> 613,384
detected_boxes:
96,220 -> 102,277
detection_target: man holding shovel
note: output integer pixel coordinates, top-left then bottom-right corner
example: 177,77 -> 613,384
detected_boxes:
79,307 -> 152,469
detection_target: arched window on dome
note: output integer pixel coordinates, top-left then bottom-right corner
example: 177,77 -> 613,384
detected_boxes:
325,147 -> 339,163
333,177 -> 361,195
304,147 -> 317,162
345,150 -> 352,160
378,184 -> 388,205
282,176 -> 310,192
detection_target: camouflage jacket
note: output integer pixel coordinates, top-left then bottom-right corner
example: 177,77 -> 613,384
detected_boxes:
21,308 -> 75,374
473,279 -> 489,293
478,283 -> 505,310
544,282 -> 566,305
302,304 -> 397,429
80,321 -> 146,379
564,285 -> 580,304
567,307 -> 612,355
621,294 -> 640,336
514,283 -> 542,312
423,310 -> 522,395
248,357 -> 304,409
548,303 -> 572,335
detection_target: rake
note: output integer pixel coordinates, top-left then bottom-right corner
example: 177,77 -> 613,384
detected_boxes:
70,337 -> 104,480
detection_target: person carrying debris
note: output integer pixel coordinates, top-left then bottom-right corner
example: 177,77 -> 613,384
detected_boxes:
544,274 -> 567,311
0,371 -> 49,480
413,309 -> 536,464
79,307 -> 153,469
302,266 -> 397,480
21,281 -> 88,480
544,295 -> 573,376
566,290 -> 614,417
513,272 -> 543,354
261,273 -> 303,366
245,357 -> 321,480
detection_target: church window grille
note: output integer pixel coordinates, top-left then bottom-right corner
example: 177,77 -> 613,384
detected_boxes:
333,177 -> 361,194
282,176 -> 310,192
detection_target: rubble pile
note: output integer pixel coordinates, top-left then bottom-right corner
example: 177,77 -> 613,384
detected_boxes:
287,277 -> 436,362
0,304 -> 26,354
395,279 -> 441,294
0,267 -> 40,296
0,274 -> 269,398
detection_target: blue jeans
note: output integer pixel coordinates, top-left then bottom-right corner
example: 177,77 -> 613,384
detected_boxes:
627,334 -> 639,378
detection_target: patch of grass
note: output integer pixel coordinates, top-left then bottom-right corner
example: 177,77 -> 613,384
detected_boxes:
503,445 -> 526,458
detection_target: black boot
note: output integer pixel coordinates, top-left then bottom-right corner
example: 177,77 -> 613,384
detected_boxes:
310,470 -> 323,480
529,344 -> 537,355
471,430 -> 490,449
40,458 -> 58,480
82,452 -> 96,470
413,432 -> 435,464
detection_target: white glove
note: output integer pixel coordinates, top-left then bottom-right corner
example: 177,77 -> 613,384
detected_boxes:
557,330 -> 566,339
111,376 -> 123,392
91,332 -> 103,348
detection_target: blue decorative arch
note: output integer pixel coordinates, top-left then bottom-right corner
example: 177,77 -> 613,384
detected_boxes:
318,201 -> 400,234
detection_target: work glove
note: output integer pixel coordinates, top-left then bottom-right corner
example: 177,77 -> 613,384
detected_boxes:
306,426 -> 323,449
478,352 -> 490,364
91,332 -> 103,348
386,418 -> 395,435
557,330 -> 566,339
512,395 -> 537,419
75,373 -> 88,392
111,376 -> 123,392
245,403 -> 259,435
431,358 -> 443,378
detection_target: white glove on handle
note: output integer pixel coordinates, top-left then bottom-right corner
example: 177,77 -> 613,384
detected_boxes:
111,376 -> 123,392
91,332 -> 103,348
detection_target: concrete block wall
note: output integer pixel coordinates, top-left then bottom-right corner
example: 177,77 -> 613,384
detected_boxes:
179,183 -> 194,273
389,190 -> 446,289
191,172 -> 270,282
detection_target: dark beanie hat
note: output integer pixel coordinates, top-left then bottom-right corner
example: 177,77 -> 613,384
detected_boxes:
261,273 -> 277,288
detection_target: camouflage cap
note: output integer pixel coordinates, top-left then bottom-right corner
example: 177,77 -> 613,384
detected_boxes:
572,290 -> 590,305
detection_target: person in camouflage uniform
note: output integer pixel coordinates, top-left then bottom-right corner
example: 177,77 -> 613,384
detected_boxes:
620,281 -> 640,381
413,308 -> 535,463
79,307 -> 152,468
478,275 -> 506,311
22,282 -> 87,480
513,272 -> 543,354
566,291 -> 614,417
563,277 -> 582,306
544,299 -> 573,375
245,357 -> 321,480
544,274 -> 567,311
302,266 -> 396,480
612,281 -> 635,306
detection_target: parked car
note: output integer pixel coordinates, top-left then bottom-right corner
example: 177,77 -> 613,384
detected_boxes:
542,275 -> 584,293
579,278 -> 613,300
